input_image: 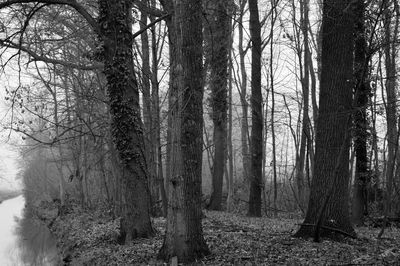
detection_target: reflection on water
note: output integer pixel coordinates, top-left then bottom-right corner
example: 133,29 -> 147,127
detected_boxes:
0,195 -> 59,266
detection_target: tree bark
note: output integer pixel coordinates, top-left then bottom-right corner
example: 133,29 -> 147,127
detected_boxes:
158,0 -> 210,262
383,0 -> 398,218
238,0 -> 251,183
205,0 -> 231,211
270,0 -> 278,218
227,16 -> 235,213
296,0 -> 311,211
98,0 -> 154,243
140,5 -> 160,216
247,0 -> 263,217
295,0 -> 356,239
149,0 -> 167,217
351,0 -> 369,226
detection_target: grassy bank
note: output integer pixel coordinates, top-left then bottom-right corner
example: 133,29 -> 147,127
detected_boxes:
35,201 -> 400,265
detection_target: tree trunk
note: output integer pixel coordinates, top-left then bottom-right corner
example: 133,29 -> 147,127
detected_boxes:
351,0 -> 369,226
140,6 -> 159,216
296,0 -> 311,211
163,0 -> 176,213
247,0 -> 263,217
98,0 -> 154,243
158,0 -> 210,262
227,16 -> 235,213
383,0 -> 398,218
270,0 -> 278,218
205,0 -> 231,211
238,0 -> 251,183
295,0 -> 356,239
149,0 -> 168,217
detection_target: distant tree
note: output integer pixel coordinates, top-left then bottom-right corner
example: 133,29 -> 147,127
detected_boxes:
295,0 -> 356,240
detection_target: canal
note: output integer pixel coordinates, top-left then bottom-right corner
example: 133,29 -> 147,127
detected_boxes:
0,195 -> 59,265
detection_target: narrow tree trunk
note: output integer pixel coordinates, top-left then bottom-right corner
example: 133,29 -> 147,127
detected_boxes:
206,0 -> 230,211
238,0 -> 251,183
227,46 -> 234,212
226,12 -> 235,212
247,0 -> 263,217
263,91 -> 270,215
99,0 -> 154,242
383,0 -> 398,218
296,0 -> 311,211
352,0 -> 369,226
163,0 -> 177,211
140,7 -> 160,215
295,0 -> 356,239
149,0 -> 168,217
270,0 -> 278,218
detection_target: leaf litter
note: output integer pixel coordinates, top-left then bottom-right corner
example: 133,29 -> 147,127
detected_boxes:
47,206 -> 400,265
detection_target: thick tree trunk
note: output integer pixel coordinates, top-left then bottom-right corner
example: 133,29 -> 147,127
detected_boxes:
295,0 -> 356,239
247,0 -> 263,217
205,0 -> 230,211
352,0 -> 369,226
158,0 -> 209,262
98,0 -> 154,242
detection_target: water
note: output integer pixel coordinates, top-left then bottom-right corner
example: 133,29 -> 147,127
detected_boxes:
0,195 -> 59,266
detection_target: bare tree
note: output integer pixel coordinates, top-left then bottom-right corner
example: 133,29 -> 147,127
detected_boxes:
158,0 -> 210,262
295,0 -> 356,240
0,0 -> 156,242
204,0 -> 232,211
352,0 -> 370,226
247,0 -> 263,217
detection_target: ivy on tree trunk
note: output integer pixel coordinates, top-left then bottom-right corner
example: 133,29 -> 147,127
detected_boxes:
98,0 -> 154,243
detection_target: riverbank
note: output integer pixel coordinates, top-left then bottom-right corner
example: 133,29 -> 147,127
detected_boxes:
0,190 -> 21,203
35,201 -> 400,265
33,200 -> 130,265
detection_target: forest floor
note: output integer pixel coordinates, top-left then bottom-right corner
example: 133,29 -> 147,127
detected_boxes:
35,201 -> 400,265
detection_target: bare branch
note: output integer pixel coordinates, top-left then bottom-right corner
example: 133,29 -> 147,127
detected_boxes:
133,0 -> 166,17
0,39 -> 103,70
0,0 -> 100,35
132,13 -> 170,39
